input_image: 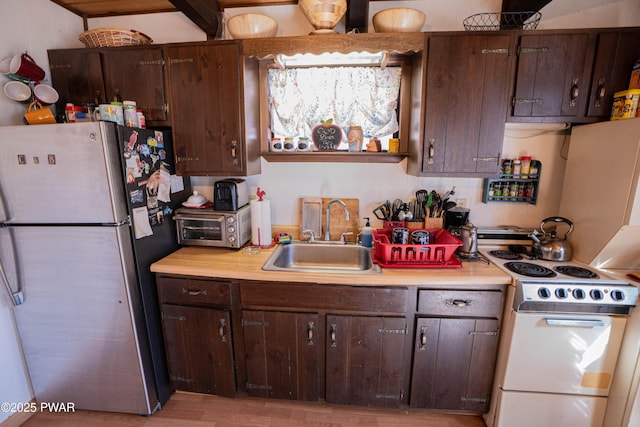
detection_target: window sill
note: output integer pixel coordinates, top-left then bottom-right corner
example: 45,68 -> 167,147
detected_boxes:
261,151 -> 408,163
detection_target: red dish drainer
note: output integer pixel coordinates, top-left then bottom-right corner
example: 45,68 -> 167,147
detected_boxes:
372,228 -> 463,268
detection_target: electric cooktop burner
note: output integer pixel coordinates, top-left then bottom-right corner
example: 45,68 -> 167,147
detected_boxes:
554,265 -> 599,279
504,261 -> 557,278
488,250 -> 523,260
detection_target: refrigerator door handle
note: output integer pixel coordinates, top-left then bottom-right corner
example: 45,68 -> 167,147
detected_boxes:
0,228 -> 23,306
0,260 -> 21,306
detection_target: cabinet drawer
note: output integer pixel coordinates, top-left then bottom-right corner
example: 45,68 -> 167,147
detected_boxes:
158,277 -> 231,306
241,282 -> 409,314
417,290 -> 503,317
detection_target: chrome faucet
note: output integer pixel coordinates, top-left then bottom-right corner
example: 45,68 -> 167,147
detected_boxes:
324,199 -> 350,242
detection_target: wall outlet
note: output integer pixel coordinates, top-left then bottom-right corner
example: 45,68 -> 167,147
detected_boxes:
456,198 -> 467,208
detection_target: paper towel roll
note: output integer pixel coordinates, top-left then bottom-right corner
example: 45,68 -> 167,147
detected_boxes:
251,199 -> 272,246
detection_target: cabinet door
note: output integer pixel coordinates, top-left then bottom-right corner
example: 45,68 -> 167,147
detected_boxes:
326,315 -> 407,407
423,34 -> 510,176
411,317 -> 499,413
166,43 -> 244,176
102,47 -> 168,124
587,29 -> 640,118
48,49 -> 106,116
160,304 -> 235,397
242,310 -> 321,401
511,33 -> 591,119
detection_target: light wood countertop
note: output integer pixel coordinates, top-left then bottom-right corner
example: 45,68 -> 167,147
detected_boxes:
151,246 -> 512,288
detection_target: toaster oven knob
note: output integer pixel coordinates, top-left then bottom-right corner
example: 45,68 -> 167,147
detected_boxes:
228,226 -> 236,233
228,235 -> 236,242
227,217 -> 235,224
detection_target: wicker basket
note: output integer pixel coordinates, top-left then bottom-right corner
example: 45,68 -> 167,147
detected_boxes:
79,28 -> 153,48
463,11 -> 541,31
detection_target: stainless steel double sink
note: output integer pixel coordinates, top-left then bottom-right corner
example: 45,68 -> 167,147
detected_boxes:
262,242 -> 381,275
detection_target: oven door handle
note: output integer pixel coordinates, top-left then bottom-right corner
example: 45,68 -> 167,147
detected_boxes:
545,318 -> 605,328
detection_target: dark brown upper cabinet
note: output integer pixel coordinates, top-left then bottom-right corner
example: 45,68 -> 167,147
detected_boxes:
509,31 -> 593,122
586,28 -> 640,119
411,33 -> 511,177
48,49 -> 106,118
48,46 -> 169,126
165,41 -> 260,176
101,47 -> 168,123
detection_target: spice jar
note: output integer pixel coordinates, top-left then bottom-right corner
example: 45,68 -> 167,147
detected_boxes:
501,159 -> 513,175
270,137 -> 283,152
297,136 -> 310,151
284,137 -> 296,152
513,159 -> 522,176
520,156 -> 532,177
529,161 -> 539,178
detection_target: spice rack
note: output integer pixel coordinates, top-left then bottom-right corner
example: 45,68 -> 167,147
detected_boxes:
482,160 -> 541,204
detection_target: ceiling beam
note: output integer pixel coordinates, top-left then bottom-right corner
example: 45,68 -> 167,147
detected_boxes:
345,0 -> 369,33
169,0 -> 222,38
501,0 -> 552,13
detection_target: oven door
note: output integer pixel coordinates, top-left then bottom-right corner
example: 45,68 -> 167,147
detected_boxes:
175,214 -> 227,247
502,311 -> 626,396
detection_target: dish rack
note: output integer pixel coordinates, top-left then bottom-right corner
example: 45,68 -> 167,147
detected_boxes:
79,28 -> 153,48
372,228 -> 463,268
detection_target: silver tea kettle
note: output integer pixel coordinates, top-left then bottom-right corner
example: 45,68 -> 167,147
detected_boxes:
530,216 -> 574,261
455,222 -> 478,257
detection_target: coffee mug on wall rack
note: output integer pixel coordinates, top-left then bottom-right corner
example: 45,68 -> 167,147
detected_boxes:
0,53 -> 45,82
3,81 -> 32,103
23,101 -> 56,125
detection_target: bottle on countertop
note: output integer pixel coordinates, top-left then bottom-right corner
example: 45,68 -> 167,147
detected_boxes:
361,217 -> 373,248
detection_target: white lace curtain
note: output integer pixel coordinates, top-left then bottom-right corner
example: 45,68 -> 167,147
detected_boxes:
267,66 -> 402,142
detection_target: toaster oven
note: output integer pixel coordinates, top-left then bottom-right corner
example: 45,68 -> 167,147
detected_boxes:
173,205 -> 251,249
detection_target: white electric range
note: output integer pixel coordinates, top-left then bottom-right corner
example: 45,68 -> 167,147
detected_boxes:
478,227 -> 638,427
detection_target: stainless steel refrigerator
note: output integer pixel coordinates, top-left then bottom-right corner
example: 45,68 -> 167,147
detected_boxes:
0,121 -> 190,414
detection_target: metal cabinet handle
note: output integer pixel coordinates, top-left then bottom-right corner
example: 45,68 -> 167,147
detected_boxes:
446,299 -> 472,307
183,288 -> 208,296
307,322 -> 315,346
330,323 -> 337,347
231,140 -> 238,165
419,326 -> 428,351
219,318 -> 227,342
427,139 -> 435,165
570,78 -> 580,107
594,79 -> 606,108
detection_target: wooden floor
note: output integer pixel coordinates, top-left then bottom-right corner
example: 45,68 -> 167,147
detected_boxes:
20,392 -> 488,427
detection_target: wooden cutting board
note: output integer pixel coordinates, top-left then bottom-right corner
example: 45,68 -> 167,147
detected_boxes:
298,198 -> 359,243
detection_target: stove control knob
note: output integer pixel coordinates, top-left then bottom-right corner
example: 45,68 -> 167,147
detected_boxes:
611,290 -> 625,302
572,288 -> 586,300
590,289 -> 604,301
538,288 -> 551,299
555,288 -> 568,299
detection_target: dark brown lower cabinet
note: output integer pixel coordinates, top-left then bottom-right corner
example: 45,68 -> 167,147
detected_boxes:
326,315 -> 408,408
242,310 -> 321,401
410,317 -> 499,412
160,304 -> 235,397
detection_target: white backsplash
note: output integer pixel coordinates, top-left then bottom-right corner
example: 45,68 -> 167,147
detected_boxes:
191,126 -> 570,230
